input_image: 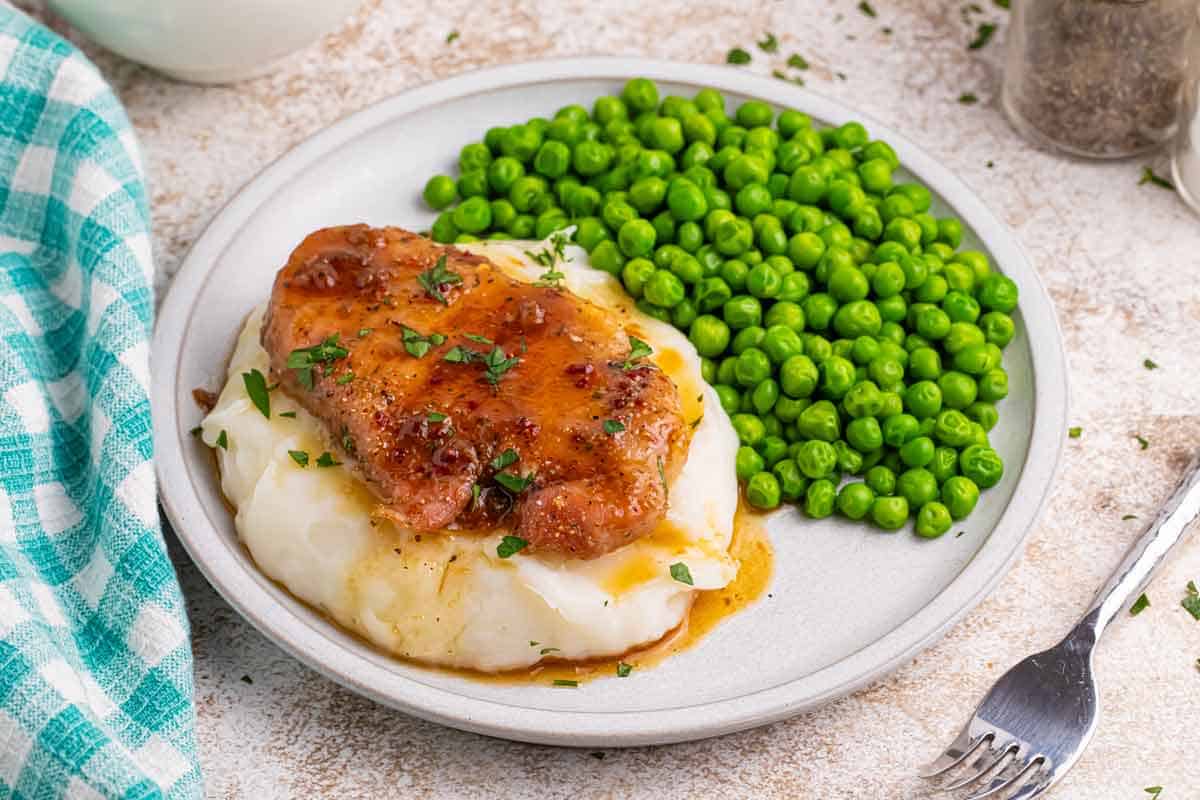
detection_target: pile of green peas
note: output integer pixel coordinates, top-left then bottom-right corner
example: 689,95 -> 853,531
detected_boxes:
421,78 -> 1019,538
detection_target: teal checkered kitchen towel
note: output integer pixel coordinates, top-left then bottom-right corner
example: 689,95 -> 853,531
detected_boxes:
0,8 -> 200,799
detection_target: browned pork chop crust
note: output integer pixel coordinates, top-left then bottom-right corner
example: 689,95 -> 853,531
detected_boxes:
261,225 -> 688,559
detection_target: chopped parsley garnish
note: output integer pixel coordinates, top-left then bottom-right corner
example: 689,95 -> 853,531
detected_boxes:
757,32 -> 778,53
341,427 -> 356,453
669,562 -> 693,585
279,411 -> 297,418
993,0 -> 1010,7
215,430 -> 228,450
535,268 -> 566,288
446,30 -> 459,44
427,411 -> 448,423
189,426 -> 202,438
357,327 -> 372,338
497,535 -> 528,558
857,0 -> 876,17
552,679 -> 578,687
490,449 -> 519,470
1068,426 -> 1082,438
726,47 -> 751,65
288,450 -> 309,467
1136,435 -> 1149,450
1122,514 -> 1137,521
401,325 -> 446,358
471,482 -> 481,509
465,333 -> 493,344
603,419 -> 625,435
539,647 -> 560,655
1130,593 -> 1150,616
417,255 -> 463,305
529,641 -> 540,647
958,93 -> 978,105
1183,581 -> 1200,621
444,344 -> 521,386
316,452 -> 341,468
1144,358 -> 1159,370
658,456 -> 667,490
336,371 -> 355,385
242,368 -> 271,418
955,530 -> 966,538
527,233 -> 570,287
495,471 -> 535,493
1139,167 -> 1174,190
287,334 -> 348,390
1145,787 -> 1163,800
620,336 -> 653,370
616,662 -> 633,678
968,22 -> 996,49
772,70 -> 805,86
787,53 -> 809,70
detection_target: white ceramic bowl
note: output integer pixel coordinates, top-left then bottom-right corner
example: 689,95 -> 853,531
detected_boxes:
153,58 -> 1069,746
48,0 -> 362,83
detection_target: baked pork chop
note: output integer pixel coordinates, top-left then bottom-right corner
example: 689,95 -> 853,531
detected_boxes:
261,225 -> 689,559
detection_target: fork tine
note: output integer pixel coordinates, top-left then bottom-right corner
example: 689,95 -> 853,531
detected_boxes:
942,740 -> 1018,791
963,756 -> 1044,800
918,727 -> 989,778
1004,766 -> 1054,800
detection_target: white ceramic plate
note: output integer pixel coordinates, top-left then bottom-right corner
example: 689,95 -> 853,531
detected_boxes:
153,57 -> 1068,747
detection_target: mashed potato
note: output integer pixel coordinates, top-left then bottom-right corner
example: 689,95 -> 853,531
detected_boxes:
200,242 -> 740,672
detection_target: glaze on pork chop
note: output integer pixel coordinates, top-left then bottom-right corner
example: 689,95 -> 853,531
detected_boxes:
261,225 -> 688,559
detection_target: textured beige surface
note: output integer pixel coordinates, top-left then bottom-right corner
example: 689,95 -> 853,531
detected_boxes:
24,0 -> 1200,796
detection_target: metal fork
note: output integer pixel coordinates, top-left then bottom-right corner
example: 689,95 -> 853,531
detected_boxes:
921,454 -> 1200,799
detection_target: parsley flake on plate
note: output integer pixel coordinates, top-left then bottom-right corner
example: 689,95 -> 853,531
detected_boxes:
726,47 -> 751,65
316,452 -> 341,468
958,93 -> 978,105
497,535 -> 528,558
1136,435 -> 1149,450
787,53 -> 809,70
279,411 -> 297,419
287,334 -> 348,390
1183,581 -> 1200,621
1144,358 -> 1159,370
446,30 -> 459,44
490,449 -> 519,470
1130,593 -> 1150,616
215,430 -> 228,450
1068,426 -> 1082,439
616,662 -> 633,678
401,325 -> 446,358
757,32 -> 778,53
288,450 -> 309,467
495,471 -> 535,493
603,419 -> 625,435
242,368 -> 271,418
669,562 -> 694,586
427,411 -> 448,423
858,0 -> 876,17
968,22 -> 996,49
417,255 -> 463,305
1139,167 -> 1174,191
552,679 -> 578,687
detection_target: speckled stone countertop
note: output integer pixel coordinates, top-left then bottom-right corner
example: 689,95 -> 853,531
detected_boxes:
24,0 -> 1200,796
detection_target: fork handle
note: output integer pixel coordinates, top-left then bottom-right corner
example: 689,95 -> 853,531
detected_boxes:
1078,452 -> 1200,637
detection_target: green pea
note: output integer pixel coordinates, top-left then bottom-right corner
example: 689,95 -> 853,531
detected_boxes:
618,257 -> 654,297
964,401 -> 999,432
455,169 -> 488,199
941,291 -> 980,324
791,440 -> 833,480
748,378 -> 778,415
907,347 -> 941,381
723,295 -> 763,330
452,196 -> 492,234
897,436 -> 933,468
772,459 -> 808,502
866,358 -> 903,390
715,384 -> 740,415
671,297 -> 698,329
612,218 -> 653,258
804,334 -> 833,364
732,347 -> 770,388
977,273 -> 1019,313
843,417 -> 880,452
933,409 -> 975,447
903,380 -> 943,419
642,269 -> 685,308
457,142 -> 491,174
423,175 -> 458,210
879,322 -> 906,346
801,294 -> 837,331
430,211 -> 458,243
571,140 -> 612,177
980,312 -> 1016,348
839,380 -> 881,418
683,314 -> 728,358
621,78 -> 659,113
834,440 -> 864,474
734,183 -> 771,217
897,467 -> 939,508
955,250 -> 991,282
735,445 -> 765,481
938,371 -> 978,410
948,343 -> 988,376
943,322 -> 986,355
801,479 -> 835,518
590,239 -> 626,275
862,465 -> 894,496
724,154 -> 770,190
731,413 -> 767,447
935,217 -> 963,247
742,471 -> 780,510
833,482 -> 873,520
820,355 -> 857,399
833,301 -> 882,338
915,501 -> 952,538
871,496 -> 910,531
739,263 -> 777,299
755,325 -> 799,365
927,446 -> 958,484
941,475 -> 979,520
828,266 -> 870,303
797,399 -> 841,442
882,413 -> 920,447
508,214 -> 535,238
787,232 -> 827,270
500,124 -> 543,162
733,327 -> 765,357
774,395 -> 810,423
960,444 -> 1004,488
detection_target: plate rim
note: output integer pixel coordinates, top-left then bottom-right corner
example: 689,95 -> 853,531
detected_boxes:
152,56 -> 1069,747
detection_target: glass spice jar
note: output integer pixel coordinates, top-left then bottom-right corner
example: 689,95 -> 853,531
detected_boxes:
1002,0 -> 1198,159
